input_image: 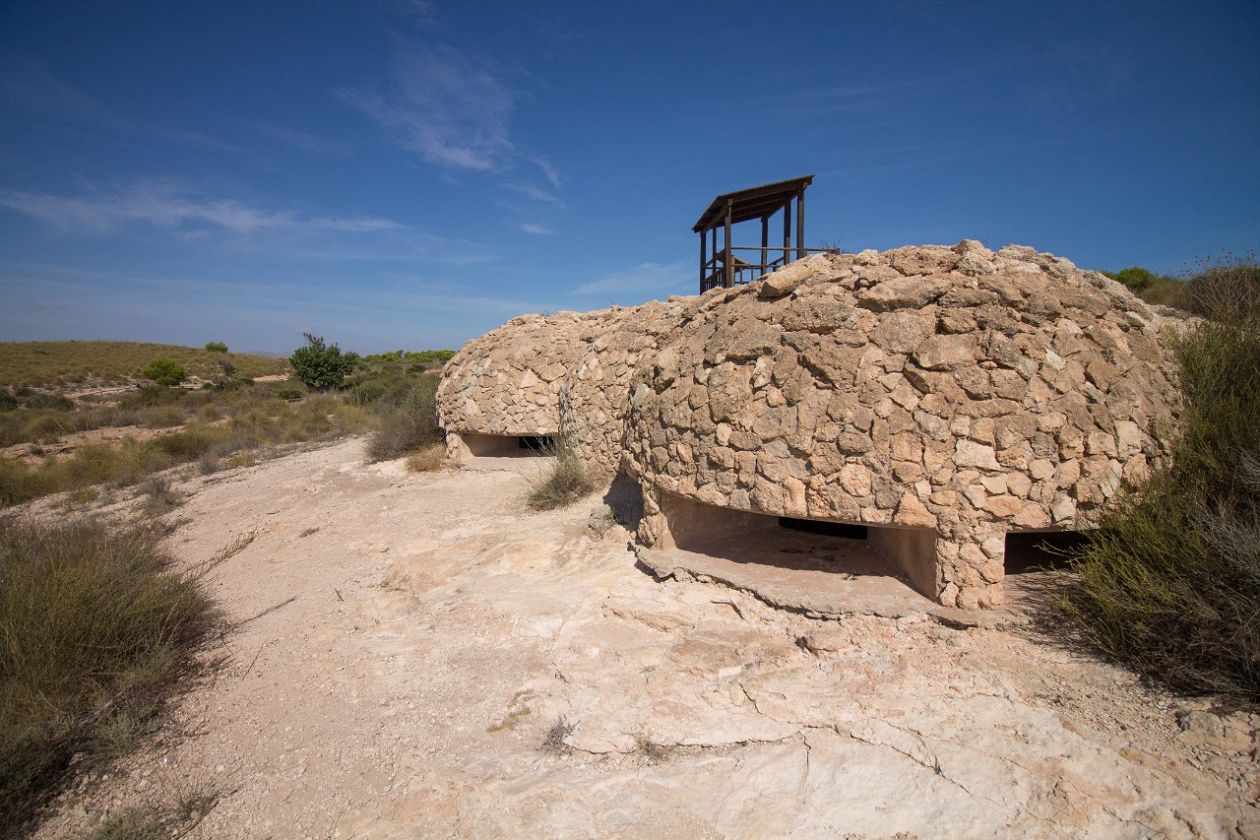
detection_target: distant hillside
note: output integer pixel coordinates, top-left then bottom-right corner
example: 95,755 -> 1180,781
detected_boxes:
0,341 -> 289,388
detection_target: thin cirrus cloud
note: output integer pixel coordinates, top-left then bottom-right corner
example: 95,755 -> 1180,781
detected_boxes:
340,41 -> 565,233
502,181 -> 565,207
0,183 -> 402,236
339,45 -> 517,172
572,261 -> 691,296
517,222 -> 555,236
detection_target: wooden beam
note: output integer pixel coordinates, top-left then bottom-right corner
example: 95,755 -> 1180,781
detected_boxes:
760,215 -> 769,277
782,199 -> 791,268
723,200 -> 733,288
699,225 -> 707,293
796,188 -> 805,260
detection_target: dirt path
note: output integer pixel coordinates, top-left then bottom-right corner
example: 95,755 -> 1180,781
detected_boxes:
37,439 -> 1258,838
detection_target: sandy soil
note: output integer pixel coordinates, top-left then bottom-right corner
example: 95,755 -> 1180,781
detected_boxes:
34,438 -> 1259,838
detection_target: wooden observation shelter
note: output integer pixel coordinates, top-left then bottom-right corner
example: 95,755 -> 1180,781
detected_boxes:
693,175 -> 817,293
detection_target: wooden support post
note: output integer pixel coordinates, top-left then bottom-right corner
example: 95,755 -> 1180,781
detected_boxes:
760,215 -> 769,277
723,200 -> 733,288
782,199 -> 791,268
699,226 -> 707,292
796,188 -> 806,260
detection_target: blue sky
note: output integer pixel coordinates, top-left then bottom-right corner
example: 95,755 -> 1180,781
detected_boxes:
1,0 -> 1257,354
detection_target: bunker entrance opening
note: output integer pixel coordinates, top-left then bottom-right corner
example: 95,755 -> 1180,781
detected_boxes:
1004,530 -> 1086,575
456,432 -> 557,459
651,493 -> 941,612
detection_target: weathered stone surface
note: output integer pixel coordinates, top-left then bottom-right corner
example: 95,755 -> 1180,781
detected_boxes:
441,242 -> 1186,610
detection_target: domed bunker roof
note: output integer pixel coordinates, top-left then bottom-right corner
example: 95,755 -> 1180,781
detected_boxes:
436,310 -> 607,458
624,241 -> 1184,609
559,298 -> 692,478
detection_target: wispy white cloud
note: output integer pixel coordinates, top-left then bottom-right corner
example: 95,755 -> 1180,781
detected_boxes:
340,45 -> 516,172
518,222 -> 555,236
0,181 -> 499,266
531,155 -> 562,188
572,260 -> 690,296
0,182 -> 401,236
503,182 -> 565,206
253,121 -> 352,156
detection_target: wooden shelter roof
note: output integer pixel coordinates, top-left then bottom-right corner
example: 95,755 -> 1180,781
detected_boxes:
691,175 -> 814,233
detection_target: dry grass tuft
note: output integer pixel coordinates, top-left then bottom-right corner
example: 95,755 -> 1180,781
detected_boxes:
0,517 -> 217,836
405,443 -> 445,473
541,717 -> 575,754
527,440 -> 594,511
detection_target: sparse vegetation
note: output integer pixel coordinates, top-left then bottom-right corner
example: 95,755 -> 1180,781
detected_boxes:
0,341 -> 287,389
0,517 -> 216,836
1067,256 -> 1260,698
0,394 -> 369,506
527,439 -> 594,511
139,477 -> 184,516
0,342 -> 454,507
87,784 -> 219,840
289,333 -> 357,391
1103,266 -> 1188,309
541,717 -> 575,754
365,373 -> 442,462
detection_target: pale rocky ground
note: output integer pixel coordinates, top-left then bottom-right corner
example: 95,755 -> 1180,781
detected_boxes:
35,438 -> 1259,839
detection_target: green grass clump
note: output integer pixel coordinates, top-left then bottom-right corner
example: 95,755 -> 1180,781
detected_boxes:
527,440 -> 594,511
1067,259 -> 1260,698
0,517 -> 216,836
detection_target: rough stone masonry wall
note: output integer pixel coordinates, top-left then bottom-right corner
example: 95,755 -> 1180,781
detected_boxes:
437,241 -> 1185,608
435,310 -> 607,458
621,242 -> 1184,608
559,299 -> 692,478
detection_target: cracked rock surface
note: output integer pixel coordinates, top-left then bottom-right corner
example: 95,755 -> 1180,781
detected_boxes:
35,441 -> 1256,838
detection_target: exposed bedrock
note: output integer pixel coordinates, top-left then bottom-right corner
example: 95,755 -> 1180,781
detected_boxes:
439,241 -> 1186,608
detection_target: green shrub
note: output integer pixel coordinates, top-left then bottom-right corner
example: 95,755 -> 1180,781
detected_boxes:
0,517 -> 215,835
1067,263 -> 1260,697
203,341 -> 228,353
527,440 -> 594,511
289,334 -> 356,391
0,390 -> 17,411
141,359 -> 186,388
1104,266 -> 1159,292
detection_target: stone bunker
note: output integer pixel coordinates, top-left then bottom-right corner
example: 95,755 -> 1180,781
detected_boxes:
436,311 -> 605,461
438,241 -> 1184,609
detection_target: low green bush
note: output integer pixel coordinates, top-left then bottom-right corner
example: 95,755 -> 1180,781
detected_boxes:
141,359 -> 186,388
0,517 -> 215,836
1067,258 -> 1260,697
203,341 -> 228,353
